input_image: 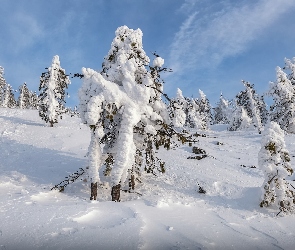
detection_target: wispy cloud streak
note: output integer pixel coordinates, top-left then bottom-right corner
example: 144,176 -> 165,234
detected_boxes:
169,0 -> 295,73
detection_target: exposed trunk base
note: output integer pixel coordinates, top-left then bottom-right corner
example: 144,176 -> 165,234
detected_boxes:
90,182 -> 98,200
130,174 -> 135,190
111,184 -> 121,202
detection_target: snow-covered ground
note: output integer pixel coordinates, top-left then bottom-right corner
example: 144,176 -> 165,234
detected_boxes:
0,108 -> 295,250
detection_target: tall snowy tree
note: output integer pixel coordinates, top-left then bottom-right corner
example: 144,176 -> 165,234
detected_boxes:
186,97 -> 204,129
168,89 -> 206,130
2,84 -> 17,108
196,89 -> 212,129
228,102 -> 252,131
259,121 -> 295,214
284,57 -> 295,85
236,80 -> 265,133
213,93 -> 231,124
0,66 -> 7,106
269,66 -> 295,133
79,26 -> 191,201
168,88 -> 186,128
18,82 -> 31,109
38,55 -> 70,127
30,91 -> 38,110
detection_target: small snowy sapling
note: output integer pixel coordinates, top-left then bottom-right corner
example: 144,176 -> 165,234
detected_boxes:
258,121 -> 295,214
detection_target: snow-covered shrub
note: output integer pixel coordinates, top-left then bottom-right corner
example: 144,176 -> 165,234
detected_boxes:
79,26 -> 181,201
258,121 -> 295,214
269,66 -> 295,133
38,55 -> 70,127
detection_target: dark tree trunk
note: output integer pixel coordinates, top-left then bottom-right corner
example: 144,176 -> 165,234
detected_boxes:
90,182 -> 98,200
49,120 -> 54,127
111,184 -> 121,202
130,174 -> 135,190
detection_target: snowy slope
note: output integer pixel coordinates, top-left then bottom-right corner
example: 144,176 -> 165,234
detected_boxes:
0,108 -> 295,250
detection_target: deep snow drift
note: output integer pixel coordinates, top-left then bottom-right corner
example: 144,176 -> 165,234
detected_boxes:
0,108 -> 295,250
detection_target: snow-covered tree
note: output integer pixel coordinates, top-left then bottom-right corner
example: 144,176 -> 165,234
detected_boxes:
0,66 -> 7,106
213,93 -> 231,124
2,84 -> 17,108
269,67 -> 295,133
196,89 -> 212,129
228,102 -> 252,131
168,89 -> 206,130
236,80 -> 265,133
38,55 -> 70,127
18,82 -> 31,109
169,88 -> 186,128
259,121 -> 295,214
186,98 -> 204,129
284,57 -> 295,85
30,91 -> 38,110
79,26 -> 191,201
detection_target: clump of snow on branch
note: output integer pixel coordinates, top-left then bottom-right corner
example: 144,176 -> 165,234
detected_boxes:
153,57 -> 164,68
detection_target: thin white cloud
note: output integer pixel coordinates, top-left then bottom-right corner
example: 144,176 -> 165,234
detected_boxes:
8,12 -> 44,53
169,0 -> 295,73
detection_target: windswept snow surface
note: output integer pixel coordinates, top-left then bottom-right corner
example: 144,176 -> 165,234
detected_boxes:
0,108 -> 295,250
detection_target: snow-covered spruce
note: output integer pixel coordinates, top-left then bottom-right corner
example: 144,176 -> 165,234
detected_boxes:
168,88 -> 186,128
196,89 -> 212,129
18,82 -> 31,109
38,55 -> 70,127
284,57 -> 295,85
79,26 -> 177,201
228,103 -> 252,131
2,84 -> 17,108
213,93 -> 231,124
269,66 -> 295,133
258,121 -> 295,214
0,66 -> 6,106
235,80 -> 267,133
168,88 -> 206,130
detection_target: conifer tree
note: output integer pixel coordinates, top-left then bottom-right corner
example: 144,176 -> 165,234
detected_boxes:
2,84 -> 17,108
228,102 -> 252,131
30,91 -> 38,110
38,55 -> 70,127
213,93 -> 230,124
269,67 -> 295,133
236,80 -> 265,133
196,89 -> 212,129
186,97 -> 204,129
0,66 -> 7,106
79,26 -> 190,201
284,57 -> 295,85
18,82 -> 31,109
168,88 -> 186,128
259,121 -> 295,214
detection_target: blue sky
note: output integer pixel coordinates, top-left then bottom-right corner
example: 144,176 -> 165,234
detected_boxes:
1,0 -> 295,107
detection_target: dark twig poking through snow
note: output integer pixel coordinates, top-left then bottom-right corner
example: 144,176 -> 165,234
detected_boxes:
51,168 -> 85,192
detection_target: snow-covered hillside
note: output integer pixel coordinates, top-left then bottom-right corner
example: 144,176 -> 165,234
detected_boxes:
1,108 -> 295,250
